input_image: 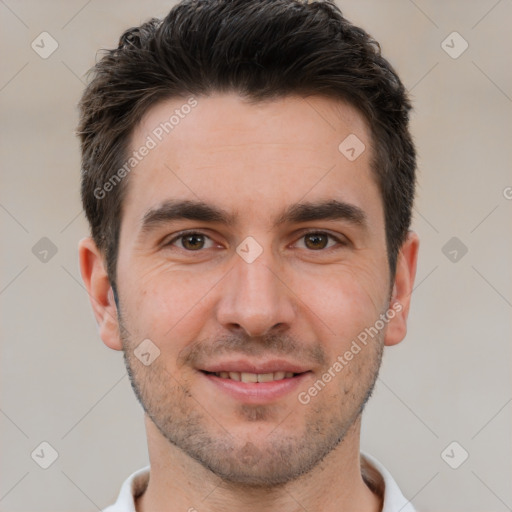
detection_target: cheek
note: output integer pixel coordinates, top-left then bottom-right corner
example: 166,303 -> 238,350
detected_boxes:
122,261 -> 212,345
300,263 -> 387,339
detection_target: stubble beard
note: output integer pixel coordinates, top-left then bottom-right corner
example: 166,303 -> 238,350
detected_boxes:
118,311 -> 384,489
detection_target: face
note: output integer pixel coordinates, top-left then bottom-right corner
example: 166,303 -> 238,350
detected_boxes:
85,93 -> 417,487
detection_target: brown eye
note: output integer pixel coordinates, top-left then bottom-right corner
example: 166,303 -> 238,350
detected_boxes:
181,233 -> 205,250
304,233 -> 329,250
295,231 -> 344,251
166,232 -> 215,251
183,235 -> 204,251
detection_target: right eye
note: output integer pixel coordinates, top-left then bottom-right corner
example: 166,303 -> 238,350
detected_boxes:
165,231 -> 216,251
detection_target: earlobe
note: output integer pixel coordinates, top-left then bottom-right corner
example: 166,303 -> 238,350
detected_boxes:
384,231 -> 419,347
78,237 -> 123,351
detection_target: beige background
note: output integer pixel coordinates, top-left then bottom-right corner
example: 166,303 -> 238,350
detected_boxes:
1,1 -> 511,511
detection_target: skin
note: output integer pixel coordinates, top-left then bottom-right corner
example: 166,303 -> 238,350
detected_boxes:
79,93 -> 419,512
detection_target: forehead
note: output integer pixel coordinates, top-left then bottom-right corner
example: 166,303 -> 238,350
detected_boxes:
122,93 -> 382,232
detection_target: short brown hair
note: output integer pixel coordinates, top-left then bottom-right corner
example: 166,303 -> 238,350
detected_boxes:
78,0 -> 416,293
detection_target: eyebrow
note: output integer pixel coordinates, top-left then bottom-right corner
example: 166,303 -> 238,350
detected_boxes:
139,198 -> 367,236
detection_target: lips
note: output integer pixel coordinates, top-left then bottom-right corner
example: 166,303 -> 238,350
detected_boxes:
197,359 -> 312,402
203,370 -> 300,382
200,369 -> 311,403
199,359 -> 311,375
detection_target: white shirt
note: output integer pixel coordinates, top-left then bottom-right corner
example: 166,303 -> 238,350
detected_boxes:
102,452 -> 416,512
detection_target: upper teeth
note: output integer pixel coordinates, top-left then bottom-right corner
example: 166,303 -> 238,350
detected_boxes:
215,371 -> 296,382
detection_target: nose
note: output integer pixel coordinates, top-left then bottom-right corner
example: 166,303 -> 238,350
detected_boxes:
215,249 -> 296,338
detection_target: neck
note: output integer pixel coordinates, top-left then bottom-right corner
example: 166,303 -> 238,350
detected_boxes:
135,415 -> 382,512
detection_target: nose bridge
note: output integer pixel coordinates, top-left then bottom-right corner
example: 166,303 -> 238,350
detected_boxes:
216,245 -> 295,337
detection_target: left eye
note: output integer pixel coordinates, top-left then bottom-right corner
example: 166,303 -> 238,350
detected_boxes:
295,232 -> 341,250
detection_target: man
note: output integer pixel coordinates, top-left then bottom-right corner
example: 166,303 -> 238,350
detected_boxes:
77,0 -> 419,510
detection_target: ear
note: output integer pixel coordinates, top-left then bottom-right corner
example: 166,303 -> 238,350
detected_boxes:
78,237 -> 123,351
384,231 -> 419,347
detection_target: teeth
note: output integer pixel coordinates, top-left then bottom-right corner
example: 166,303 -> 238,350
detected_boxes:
214,371 -> 299,382
241,372 -> 258,383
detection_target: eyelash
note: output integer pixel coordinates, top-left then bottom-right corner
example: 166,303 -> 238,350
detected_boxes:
164,230 -> 347,252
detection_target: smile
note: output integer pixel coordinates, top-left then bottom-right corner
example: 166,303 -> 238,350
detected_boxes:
203,371 -> 302,382
199,369 -> 311,403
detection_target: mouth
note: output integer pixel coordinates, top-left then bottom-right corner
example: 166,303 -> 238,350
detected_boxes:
198,365 -> 312,403
201,370 -> 305,382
